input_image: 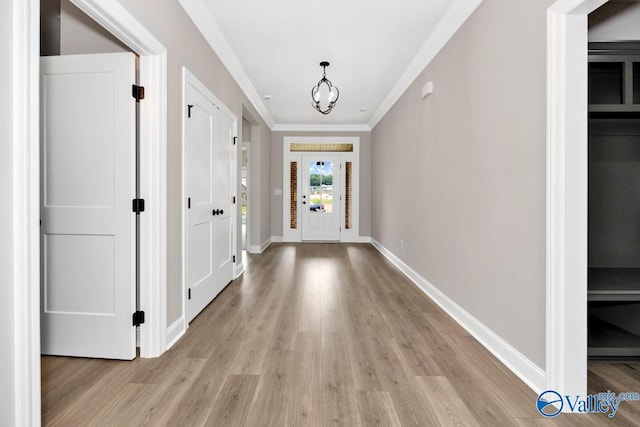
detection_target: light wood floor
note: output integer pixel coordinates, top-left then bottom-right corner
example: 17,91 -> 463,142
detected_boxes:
42,243 -> 640,426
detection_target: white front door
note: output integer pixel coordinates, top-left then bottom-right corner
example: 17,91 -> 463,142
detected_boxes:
186,80 -> 234,323
301,156 -> 341,241
40,52 -> 136,360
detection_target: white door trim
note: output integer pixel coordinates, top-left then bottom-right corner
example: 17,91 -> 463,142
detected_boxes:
546,0 -> 608,400
14,0 -> 168,422
12,0 -> 41,424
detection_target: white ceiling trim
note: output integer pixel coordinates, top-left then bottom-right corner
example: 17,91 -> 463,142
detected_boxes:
368,0 -> 484,130
178,0 -> 275,129
272,124 -> 371,132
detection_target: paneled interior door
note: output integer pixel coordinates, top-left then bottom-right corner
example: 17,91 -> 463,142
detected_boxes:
301,155 -> 341,241
40,52 -> 137,359
185,79 -> 234,323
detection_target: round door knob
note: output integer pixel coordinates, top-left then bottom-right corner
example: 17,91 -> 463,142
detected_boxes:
220,209 -> 224,215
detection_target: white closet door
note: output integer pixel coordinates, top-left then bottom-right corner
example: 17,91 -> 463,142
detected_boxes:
186,81 -> 234,323
40,52 -> 137,359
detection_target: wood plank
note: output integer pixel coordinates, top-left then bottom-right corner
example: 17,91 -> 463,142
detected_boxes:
40,243 -> 640,426
244,350 -> 295,426
285,332 -> 323,426
166,339 -> 245,426
415,376 -> 480,427
204,374 -> 259,426
356,390 -> 402,427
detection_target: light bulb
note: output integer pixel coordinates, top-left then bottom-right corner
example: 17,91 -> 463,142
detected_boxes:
328,90 -> 335,102
314,91 -> 320,103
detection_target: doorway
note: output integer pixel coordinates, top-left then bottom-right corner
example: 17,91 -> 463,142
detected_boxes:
13,0 -> 168,421
40,51 -> 139,359
40,0 -> 146,362
546,0 -> 609,399
283,137 -> 360,243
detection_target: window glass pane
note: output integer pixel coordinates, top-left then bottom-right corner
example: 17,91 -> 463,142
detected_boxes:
291,143 -> 352,152
345,162 -> 352,229
290,162 -> 297,229
308,161 -> 333,213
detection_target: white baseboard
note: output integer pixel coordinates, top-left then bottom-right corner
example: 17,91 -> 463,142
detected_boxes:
249,237 -> 276,253
166,316 -> 186,350
370,238 -> 546,394
340,236 -> 371,243
234,262 -> 245,279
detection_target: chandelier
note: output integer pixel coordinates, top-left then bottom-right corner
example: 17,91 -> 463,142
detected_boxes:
311,61 -> 339,115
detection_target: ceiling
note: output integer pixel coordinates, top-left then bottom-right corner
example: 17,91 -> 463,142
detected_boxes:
180,0 -> 482,130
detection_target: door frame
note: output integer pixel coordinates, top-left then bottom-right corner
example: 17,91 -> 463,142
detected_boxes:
13,0 -> 168,422
181,67 -> 239,329
242,141 -> 250,252
546,0 -> 608,401
283,137 -> 360,243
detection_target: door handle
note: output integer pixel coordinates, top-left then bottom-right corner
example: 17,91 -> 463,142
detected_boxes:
302,201 -> 306,204
220,209 -> 224,215
212,209 -> 219,216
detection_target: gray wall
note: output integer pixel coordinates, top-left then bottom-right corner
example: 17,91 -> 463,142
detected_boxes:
1,0 -> 15,423
40,0 -> 272,326
270,131 -> 372,239
242,118 -> 252,141
41,0 -> 60,55
258,122 -> 272,245
102,0 -> 271,325
59,0 -> 128,54
371,0 -> 554,368
589,1 -> 640,41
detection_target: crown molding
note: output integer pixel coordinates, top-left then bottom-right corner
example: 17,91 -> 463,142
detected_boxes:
368,0 -> 483,130
181,0 -> 482,132
178,0 -> 275,129
272,124 -> 371,133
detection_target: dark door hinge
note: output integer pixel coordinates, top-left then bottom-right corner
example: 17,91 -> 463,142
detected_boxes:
232,196 -> 236,204
188,197 -> 191,209
132,198 -> 145,214
187,104 -> 194,118
232,255 -> 236,263
132,85 -> 145,101
132,311 -> 145,326
233,136 -> 237,145
188,288 -> 191,300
